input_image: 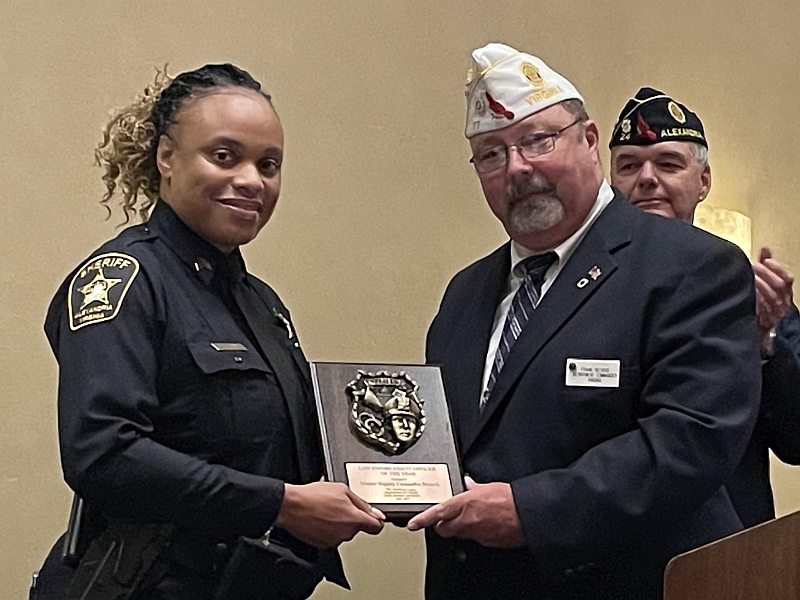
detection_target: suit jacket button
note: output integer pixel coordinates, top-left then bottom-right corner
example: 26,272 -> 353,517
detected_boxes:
455,548 -> 467,563
576,565 -> 586,574
564,568 -> 574,577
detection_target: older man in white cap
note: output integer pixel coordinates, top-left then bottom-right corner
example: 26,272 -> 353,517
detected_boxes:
408,43 -> 762,600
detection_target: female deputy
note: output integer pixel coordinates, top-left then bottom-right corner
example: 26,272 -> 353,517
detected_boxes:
42,64 -> 383,599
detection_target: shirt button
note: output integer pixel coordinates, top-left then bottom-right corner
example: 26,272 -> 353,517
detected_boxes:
234,356 -> 243,363
454,548 -> 467,563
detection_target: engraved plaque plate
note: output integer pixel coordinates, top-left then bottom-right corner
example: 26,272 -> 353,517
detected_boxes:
311,362 -> 464,521
346,463 -> 453,504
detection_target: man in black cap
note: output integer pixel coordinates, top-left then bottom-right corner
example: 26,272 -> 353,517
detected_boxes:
610,87 -> 800,528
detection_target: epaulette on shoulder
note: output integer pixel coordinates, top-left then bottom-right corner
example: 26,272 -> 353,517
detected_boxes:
112,220 -> 158,248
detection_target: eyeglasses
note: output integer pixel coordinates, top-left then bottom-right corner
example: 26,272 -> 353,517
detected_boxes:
470,118 -> 584,174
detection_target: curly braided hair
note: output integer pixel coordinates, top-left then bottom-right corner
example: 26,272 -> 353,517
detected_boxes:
95,64 -> 272,223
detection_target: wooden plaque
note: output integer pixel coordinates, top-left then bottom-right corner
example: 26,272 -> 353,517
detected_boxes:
310,362 -> 464,522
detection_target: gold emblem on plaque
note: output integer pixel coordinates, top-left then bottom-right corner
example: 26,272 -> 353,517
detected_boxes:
346,370 -> 426,455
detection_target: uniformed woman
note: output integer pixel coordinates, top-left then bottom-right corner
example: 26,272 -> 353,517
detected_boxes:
41,63 -> 383,600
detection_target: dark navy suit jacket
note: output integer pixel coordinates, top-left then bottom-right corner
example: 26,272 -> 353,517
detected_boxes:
424,193 -> 762,600
728,304 -> 800,528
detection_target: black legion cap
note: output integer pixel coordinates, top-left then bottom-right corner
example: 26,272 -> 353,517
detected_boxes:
609,87 -> 706,149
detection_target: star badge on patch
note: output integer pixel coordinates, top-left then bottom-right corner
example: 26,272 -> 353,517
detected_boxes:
78,270 -> 122,308
68,252 -> 140,330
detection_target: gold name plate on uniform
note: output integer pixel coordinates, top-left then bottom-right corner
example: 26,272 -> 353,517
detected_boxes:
311,363 -> 464,522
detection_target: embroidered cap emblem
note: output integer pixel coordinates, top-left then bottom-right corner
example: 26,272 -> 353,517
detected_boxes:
668,101 -> 686,124
486,92 -> 515,120
521,63 -> 544,88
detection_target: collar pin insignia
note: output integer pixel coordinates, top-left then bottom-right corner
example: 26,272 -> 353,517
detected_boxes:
589,266 -> 602,280
194,258 -> 212,272
272,308 -> 295,340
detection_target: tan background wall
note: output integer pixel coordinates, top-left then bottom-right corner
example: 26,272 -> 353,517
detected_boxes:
2,0 -> 799,597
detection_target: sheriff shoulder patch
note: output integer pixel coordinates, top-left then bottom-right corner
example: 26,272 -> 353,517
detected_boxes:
68,252 -> 140,331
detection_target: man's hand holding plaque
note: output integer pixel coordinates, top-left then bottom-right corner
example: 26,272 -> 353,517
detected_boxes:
407,477 -> 526,548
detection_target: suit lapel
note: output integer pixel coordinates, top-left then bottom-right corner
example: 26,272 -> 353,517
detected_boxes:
467,194 -> 634,452
442,246 -> 510,452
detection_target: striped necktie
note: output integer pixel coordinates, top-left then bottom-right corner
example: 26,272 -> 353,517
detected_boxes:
481,251 -> 558,411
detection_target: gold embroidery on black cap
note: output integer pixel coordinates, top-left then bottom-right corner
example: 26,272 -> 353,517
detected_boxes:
668,101 -> 686,124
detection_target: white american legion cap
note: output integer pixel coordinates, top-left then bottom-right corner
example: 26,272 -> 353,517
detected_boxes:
465,43 -> 584,139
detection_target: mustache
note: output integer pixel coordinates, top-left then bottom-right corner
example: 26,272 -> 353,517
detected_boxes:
507,174 -> 556,201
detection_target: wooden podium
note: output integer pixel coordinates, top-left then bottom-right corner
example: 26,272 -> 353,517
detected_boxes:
664,510 -> 800,599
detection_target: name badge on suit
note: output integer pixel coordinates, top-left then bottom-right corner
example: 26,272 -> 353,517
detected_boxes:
565,359 -> 621,388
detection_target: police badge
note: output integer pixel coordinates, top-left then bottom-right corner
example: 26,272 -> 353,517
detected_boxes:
311,363 -> 464,521
346,370 -> 426,455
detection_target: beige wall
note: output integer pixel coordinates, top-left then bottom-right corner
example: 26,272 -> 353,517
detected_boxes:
2,1 -> 799,597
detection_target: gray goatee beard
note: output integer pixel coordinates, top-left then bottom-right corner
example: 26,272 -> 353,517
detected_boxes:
507,175 -> 565,234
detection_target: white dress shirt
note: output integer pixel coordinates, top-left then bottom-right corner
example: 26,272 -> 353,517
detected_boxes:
480,180 -> 615,400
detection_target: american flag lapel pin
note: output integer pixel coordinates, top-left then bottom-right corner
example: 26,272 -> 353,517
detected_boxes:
577,265 -> 602,289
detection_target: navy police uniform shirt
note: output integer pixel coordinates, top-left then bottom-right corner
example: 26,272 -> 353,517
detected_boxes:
45,201 -> 317,543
